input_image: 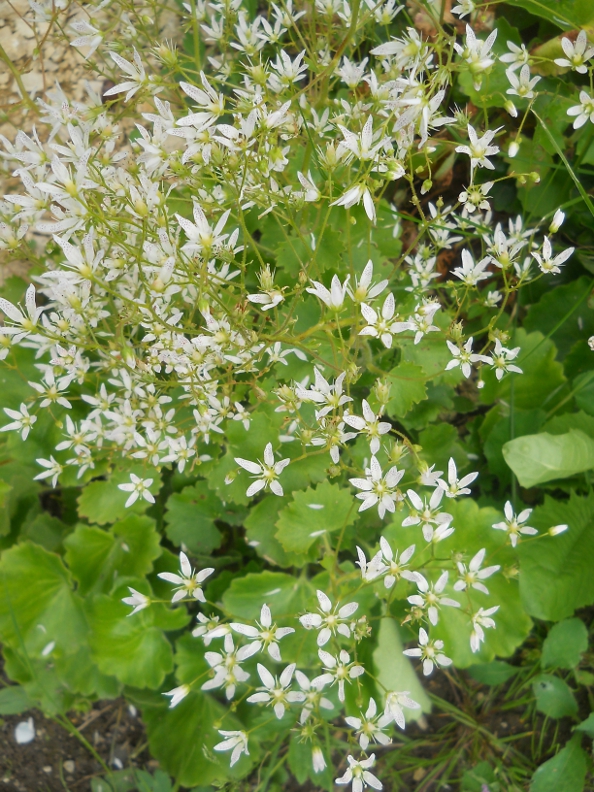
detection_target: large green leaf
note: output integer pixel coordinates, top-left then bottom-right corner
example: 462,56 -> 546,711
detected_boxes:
85,587 -> 181,688
533,674 -> 578,718
518,493 -> 594,620
144,692 -> 249,787
78,468 -> 162,525
275,481 -> 356,556
0,542 -> 87,655
65,515 -> 162,595
530,736 -> 587,792
385,362 -> 428,418
222,570 -> 313,620
503,430 -> 594,487
507,0 -> 594,29
541,618 -> 589,670
244,496 -> 304,567
164,481 -> 222,554
524,277 -> 594,359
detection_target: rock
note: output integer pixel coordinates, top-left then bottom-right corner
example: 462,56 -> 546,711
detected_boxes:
14,718 -> 35,744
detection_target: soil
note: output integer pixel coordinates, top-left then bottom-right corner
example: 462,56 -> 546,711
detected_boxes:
0,699 -> 154,792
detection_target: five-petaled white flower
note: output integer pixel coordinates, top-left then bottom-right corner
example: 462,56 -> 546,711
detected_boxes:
234,442 -> 290,497
343,400 -> 391,454
118,473 -> 155,508
554,31 -> 594,74
359,538 -> 417,589
407,571 -> 460,625
567,91 -> 594,129
445,337 -> 490,378
492,501 -> 538,547
313,649 -> 364,702
488,339 -> 523,380
214,730 -> 250,767
0,284 -> 42,342
454,548 -> 500,594
470,606 -> 499,652
335,753 -> 383,792
455,124 -> 500,170
122,587 -> 151,616
506,65 -> 540,99
384,690 -> 421,730
1,404 -> 37,440
295,670 -> 334,723
531,236 -> 574,275
403,486 -> 454,542
452,250 -> 491,286
359,294 -> 399,349
306,275 -> 351,310
437,458 -> 478,498
157,551 -> 214,602
349,456 -> 405,518
230,604 -> 294,661
350,260 -> 388,303
246,662 -> 305,718
403,627 -> 452,676
202,634 -> 258,699
345,698 -> 393,750
299,590 -> 358,646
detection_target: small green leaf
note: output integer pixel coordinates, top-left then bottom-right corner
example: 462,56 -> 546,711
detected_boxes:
244,497 -> 302,567
275,481 -> 356,556
542,619 -> 588,670
503,430 -> 594,487
164,482 -> 222,554
0,685 -> 32,714
530,736 -> 587,792
532,675 -> 578,719
575,713 -> 594,738
385,362 -> 428,418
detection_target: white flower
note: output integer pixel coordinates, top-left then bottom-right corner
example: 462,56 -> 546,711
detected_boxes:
554,31 -> 594,74
455,124 -> 500,171
402,487 -> 453,542
500,41 -> 530,72
247,290 -> 284,311
104,49 -> 159,102
234,442 -> 290,497
192,612 -> 230,644
33,456 -> 63,488
470,606 -> 499,652
567,91 -> 594,129
313,649 -> 364,702
350,260 -> 388,303
363,538 -> 417,588
122,587 -> 151,616
384,690 -> 420,729
445,337 -> 490,378
294,670 -> 334,723
295,368 -> 353,418
69,19 -> 103,58
454,548 -> 500,594
230,604 -> 294,661
532,236 -> 574,275
450,0 -> 474,18
297,170 -> 321,202
338,116 -> 388,162
331,184 -> 376,223
246,663 -> 305,718
344,698 -> 393,750
0,284 -> 42,341
437,458 -> 478,498
157,551 -> 214,602
163,684 -> 190,708
488,339 -> 523,380
454,25 -> 498,89
407,571 -> 460,626
202,634 -> 258,699
1,404 -> 37,440
403,628 -> 452,676
343,400 -> 391,454
117,473 -> 155,508
359,294 -> 398,349
214,730 -> 249,767
452,250 -> 491,286
492,501 -> 538,547
506,65 -> 540,99
312,746 -> 326,773
306,275 -> 351,310
349,456 -> 405,519
299,590 -> 358,646
335,753 -> 382,792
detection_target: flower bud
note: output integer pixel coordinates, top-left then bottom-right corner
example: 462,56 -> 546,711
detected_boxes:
508,141 -> 520,158
548,524 -> 568,536
549,209 -> 565,234
504,99 -> 518,118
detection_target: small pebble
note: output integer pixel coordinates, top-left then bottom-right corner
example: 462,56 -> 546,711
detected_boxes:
63,760 -> 75,774
42,766 -> 52,774
14,718 -> 35,744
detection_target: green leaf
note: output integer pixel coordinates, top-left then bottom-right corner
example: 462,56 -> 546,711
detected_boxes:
542,619 -> 589,670
244,497 -> 303,567
533,675 -> 578,718
524,277 -> 594,359
164,482 -> 222,554
65,515 -> 162,595
86,589 -> 176,688
509,0 -> 594,29
483,408 -> 546,486
503,431 -> 594,487
144,691 -> 248,787
275,481 -> 356,555
530,736 -> 587,792
467,661 -> 517,686
222,571 -> 313,620
78,468 -> 162,525
385,362 -> 428,418
574,371 -> 594,417
0,542 -> 87,655
519,492 -> 594,620
0,685 -> 32,714
575,713 -> 594,737
372,618 -> 431,718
